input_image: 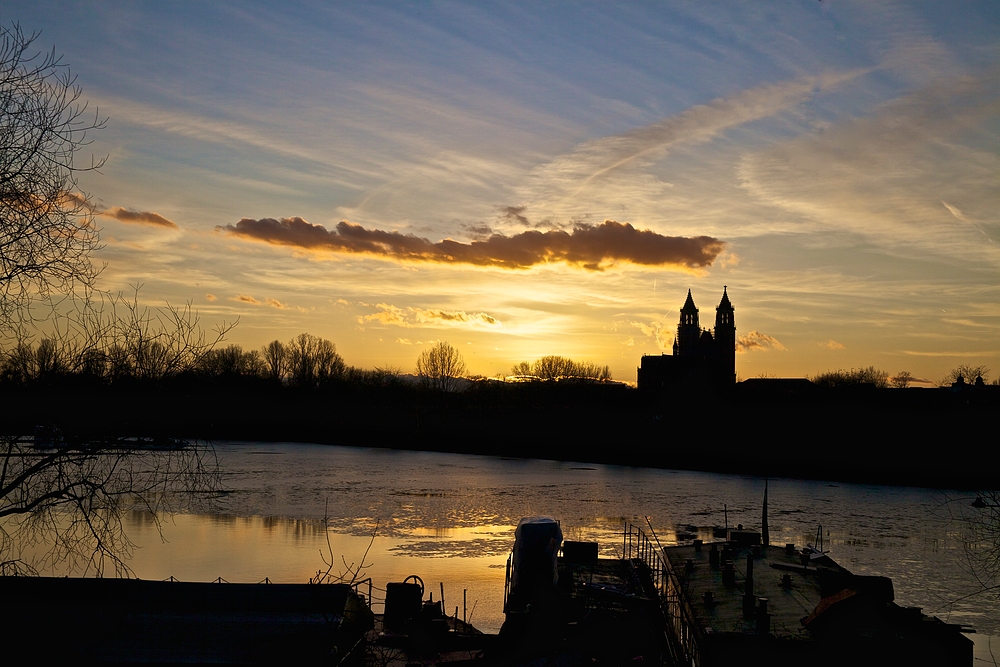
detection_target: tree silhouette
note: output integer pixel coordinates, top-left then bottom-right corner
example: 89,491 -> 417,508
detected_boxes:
0,286 -> 236,385
0,435 -> 220,576
957,490 -> 1000,606
890,371 -> 913,389
0,23 -> 106,332
415,341 -> 467,391
811,366 -> 889,389
509,355 -> 612,381
942,364 -> 990,386
285,333 -> 345,389
261,339 -> 286,383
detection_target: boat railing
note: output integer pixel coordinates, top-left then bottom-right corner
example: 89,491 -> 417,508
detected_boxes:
351,577 -> 374,609
623,521 -> 702,667
502,551 -> 513,613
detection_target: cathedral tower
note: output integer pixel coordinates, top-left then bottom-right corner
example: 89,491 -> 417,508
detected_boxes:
675,289 -> 701,357
714,286 -> 736,383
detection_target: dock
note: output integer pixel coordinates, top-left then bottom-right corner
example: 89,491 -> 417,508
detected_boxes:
654,526 -> 974,666
495,518 -> 973,666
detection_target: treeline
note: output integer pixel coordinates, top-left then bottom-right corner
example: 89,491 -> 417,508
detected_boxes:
0,291 -> 402,391
810,366 -> 891,389
510,355 -> 612,381
0,333 -> 403,390
0,291 -> 615,390
808,364 -> 995,389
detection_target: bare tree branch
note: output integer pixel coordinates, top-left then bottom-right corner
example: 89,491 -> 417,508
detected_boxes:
0,434 -> 220,577
1,23 -> 107,334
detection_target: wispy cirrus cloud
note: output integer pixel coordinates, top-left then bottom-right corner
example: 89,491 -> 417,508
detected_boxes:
901,350 -> 998,358
568,72 -> 865,189
358,303 -> 501,329
513,70 -> 868,225
220,217 -> 724,271
737,70 -> 1000,261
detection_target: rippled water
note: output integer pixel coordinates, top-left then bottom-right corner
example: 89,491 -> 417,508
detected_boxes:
25,442 -> 1000,661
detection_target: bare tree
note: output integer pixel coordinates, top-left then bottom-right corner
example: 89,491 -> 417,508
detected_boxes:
286,333 -> 345,389
509,355 -> 612,381
890,371 -> 913,389
533,355 -> 575,379
942,364 -> 991,386
415,341 -> 467,391
0,285 -> 236,385
1,23 -> 106,333
197,344 -> 265,379
957,490 -> 1000,603
344,365 -> 400,389
509,361 -> 532,377
0,435 -> 220,576
811,366 -> 889,389
261,339 -> 287,383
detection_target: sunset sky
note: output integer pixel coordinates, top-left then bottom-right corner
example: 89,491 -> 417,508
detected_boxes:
9,1 -> 999,382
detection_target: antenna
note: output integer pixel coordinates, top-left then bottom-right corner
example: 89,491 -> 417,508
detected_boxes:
761,478 -> 769,547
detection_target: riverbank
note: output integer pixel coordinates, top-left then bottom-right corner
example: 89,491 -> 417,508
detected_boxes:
4,378 -> 996,489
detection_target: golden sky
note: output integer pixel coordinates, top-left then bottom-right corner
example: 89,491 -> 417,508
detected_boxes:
10,2 -> 1000,382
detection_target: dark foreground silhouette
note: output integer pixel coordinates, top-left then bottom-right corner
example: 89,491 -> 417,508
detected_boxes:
3,375 -> 997,489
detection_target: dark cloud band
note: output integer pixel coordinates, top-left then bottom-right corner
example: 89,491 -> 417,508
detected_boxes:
219,217 -> 724,270
103,206 -> 178,228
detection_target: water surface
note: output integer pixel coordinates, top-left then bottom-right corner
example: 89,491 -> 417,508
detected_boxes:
31,442 -> 1000,659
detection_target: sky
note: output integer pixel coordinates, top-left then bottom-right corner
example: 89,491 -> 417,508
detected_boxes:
6,1 -> 999,382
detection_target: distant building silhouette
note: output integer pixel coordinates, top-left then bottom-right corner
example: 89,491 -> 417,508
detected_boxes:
637,287 -> 736,390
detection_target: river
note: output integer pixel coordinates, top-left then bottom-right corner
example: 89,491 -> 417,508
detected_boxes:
26,441 -> 1000,663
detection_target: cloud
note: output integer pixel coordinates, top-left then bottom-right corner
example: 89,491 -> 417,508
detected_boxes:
563,72 -> 865,191
821,340 -> 846,350
499,206 -> 529,226
220,217 -> 725,271
358,303 -> 408,326
421,309 -> 499,326
511,70 -> 868,223
396,338 -> 413,345
205,293 -> 217,301
62,191 -> 94,210
358,303 -> 502,329
901,350 -> 998,358
461,222 -> 494,241
264,298 -> 287,309
941,201 -> 967,222
737,331 -> 786,353
101,206 -> 178,229
628,319 -> 674,351
737,71 -> 1000,262
233,294 -> 259,304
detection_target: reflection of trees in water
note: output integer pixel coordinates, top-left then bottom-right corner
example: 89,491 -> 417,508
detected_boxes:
961,490 -> 1000,601
0,436 -> 220,576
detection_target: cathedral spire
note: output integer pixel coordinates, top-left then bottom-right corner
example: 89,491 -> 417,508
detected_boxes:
718,285 -> 732,311
680,289 -> 699,326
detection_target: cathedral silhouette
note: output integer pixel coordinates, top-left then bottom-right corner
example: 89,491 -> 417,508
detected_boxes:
637,287 -> 736,390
